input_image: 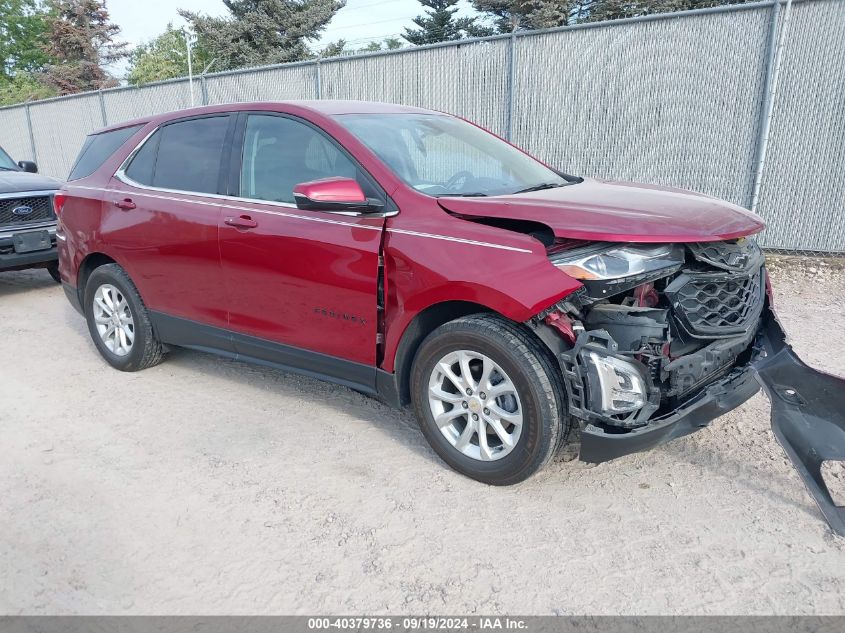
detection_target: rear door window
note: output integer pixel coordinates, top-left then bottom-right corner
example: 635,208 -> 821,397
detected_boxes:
68,124 -> 144,181
124,115 -> 231,195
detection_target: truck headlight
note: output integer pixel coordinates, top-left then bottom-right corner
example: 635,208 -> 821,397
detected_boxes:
585,352 -> 648,414
551,243 -> 685,281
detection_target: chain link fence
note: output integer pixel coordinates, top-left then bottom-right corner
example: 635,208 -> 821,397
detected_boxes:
0,0 -> 841,254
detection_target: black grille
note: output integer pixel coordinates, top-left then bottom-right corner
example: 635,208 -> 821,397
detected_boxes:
666,267 -> 764,338
688,239 -> 762,272
0,195 -> 54,227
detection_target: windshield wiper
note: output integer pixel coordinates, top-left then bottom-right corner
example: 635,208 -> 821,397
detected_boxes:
437,192 -> 488,197
512,182 -> 565,194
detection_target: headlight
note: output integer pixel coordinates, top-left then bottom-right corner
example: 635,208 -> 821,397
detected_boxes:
551,243 -> 685,281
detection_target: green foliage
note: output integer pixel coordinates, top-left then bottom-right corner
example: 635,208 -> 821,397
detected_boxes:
403,0 -> 494,46
180,0 -> 346,71
0,71 -> 56,105
127,23 -> 212,85
319,36 -> 405,58
0,0 -> 54,78
40,0 -> 127,94
472,0 -> 755,31
319,39 -> 347,57
471,0 -> 576,31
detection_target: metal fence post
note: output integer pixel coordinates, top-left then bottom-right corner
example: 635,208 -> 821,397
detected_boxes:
315,59 -> 322,99
505,31 -> 517,141
750,0 -> 794,214
201,75 -> 209,106
24,102 -> 37,163
98,90 -> 108,126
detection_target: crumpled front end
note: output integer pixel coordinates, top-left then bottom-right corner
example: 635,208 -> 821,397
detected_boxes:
532,237 -> 845,535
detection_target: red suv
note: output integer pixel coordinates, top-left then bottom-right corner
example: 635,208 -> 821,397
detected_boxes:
57,101 -> 844,531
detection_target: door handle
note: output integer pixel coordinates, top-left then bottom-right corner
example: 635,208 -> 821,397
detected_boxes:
224,215 -> 258,229
113,198 -> 136,210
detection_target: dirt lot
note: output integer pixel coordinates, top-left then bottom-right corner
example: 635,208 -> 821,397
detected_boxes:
1,258 -> 844,615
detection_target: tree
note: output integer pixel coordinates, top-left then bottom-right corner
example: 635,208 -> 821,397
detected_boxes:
40,0 -> 127,94
403,0 -> 493,46
180,0 -> 346,72
0,71 -> 56,105
0,0 -> 54,78
360,37 -> 403,52
319,38 -> 346,57
318,36 -> 404,58
472,0 -> 755,31
471,1 -> 577,31
127,23 -> 212,85
0,0 -> 58,104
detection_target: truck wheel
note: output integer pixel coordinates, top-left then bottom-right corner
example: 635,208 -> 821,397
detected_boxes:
47,262 -> 61,283
83,263 -> 166,372
411,314 -> 570,485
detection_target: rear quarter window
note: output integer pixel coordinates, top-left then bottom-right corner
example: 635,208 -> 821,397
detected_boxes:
68,124 -> 145,181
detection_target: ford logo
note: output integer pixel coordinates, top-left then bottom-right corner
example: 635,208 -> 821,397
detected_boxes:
12,205 -> 33,217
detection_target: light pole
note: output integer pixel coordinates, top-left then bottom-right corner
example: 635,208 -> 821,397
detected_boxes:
185,30 -> 195,107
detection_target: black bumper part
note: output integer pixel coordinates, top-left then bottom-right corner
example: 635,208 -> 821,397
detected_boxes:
580,364 -> 759,463
63,282 -> 83,315
579,308 -> 845,537
754,312 -> 845,537
0,245 -> 57,270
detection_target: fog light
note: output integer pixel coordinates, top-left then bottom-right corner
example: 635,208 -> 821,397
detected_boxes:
586,352 -> 648,415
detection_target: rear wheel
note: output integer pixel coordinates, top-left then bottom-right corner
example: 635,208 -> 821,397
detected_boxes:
83,263 -> 166,371
411,314 -> 569,485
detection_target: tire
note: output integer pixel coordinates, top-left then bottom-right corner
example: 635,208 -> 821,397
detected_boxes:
46,261 -> 61,283
83,263 -> 166,372
411,314 -> 570,485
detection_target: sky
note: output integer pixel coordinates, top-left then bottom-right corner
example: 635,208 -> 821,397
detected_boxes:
107,0 -> 482,77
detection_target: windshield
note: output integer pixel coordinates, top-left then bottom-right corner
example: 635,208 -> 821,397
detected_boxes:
337,113 -> 570,197
0,146 -> 18,171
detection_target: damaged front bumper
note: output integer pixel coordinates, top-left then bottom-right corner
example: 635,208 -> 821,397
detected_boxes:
569,306 -> 845,536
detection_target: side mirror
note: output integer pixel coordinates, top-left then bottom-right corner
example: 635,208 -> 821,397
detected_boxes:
293,177 -> 383,213
18,160 -> 38,173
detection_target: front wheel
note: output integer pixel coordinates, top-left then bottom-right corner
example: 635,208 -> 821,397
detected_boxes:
411,314 -> 570,485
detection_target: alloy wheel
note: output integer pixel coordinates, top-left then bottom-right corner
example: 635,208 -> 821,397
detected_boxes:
427,350 -> 523,461
92,284 -> 135,357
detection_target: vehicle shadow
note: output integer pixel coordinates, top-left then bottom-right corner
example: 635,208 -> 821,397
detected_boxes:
60,299 -> 814,503
155,344 -> 440,465
660,434 -> 821,523
0,269 -> 57,298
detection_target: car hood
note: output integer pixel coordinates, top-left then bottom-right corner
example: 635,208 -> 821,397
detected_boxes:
437,178 -> 765,243
0,170 -> 61,195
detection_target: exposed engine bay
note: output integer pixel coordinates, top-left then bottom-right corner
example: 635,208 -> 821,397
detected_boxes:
532,237 -> 767,435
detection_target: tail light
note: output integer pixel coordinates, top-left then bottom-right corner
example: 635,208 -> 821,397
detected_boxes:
53,192 -> 68,217
53,193 -> 67,234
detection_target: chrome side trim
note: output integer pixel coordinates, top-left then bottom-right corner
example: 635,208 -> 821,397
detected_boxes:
112,121 -> 397,218
228,205 -> 384,232
0,189 -> 58,200
67,185 -> 532,253
387,228 -> 533,253
70,185 -> 384,232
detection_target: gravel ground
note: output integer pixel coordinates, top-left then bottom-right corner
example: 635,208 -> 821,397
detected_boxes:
1,257 -> 844,615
